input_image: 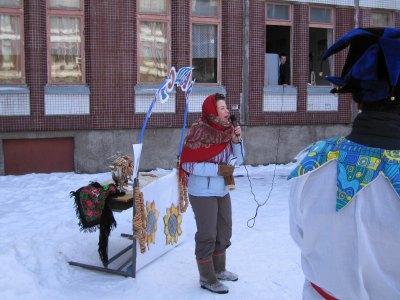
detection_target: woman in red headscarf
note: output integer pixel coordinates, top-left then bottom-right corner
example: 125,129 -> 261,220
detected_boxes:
179,93 -> 245,294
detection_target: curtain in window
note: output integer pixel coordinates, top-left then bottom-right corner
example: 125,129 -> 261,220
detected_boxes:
50,16 -> 82,83
50,0 -> 80,9
0,14 -> 21,82
0,0 -> 20,7
192,0 -> 218,16
192,24 -> 217,83
371,12 -> 391,27
139,0 -> 167,14
267,4 -> 290,21
139,21 -> 168,83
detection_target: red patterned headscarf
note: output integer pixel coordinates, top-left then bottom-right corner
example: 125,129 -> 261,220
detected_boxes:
179,94 -> 233,186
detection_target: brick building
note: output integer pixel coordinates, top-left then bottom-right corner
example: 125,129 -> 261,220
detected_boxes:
0,0 -> 399,175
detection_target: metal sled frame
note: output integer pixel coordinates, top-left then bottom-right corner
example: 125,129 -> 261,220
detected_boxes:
68,178 -> 139,278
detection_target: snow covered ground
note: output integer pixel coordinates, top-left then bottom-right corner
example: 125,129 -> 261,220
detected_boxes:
0,164 -> 304,300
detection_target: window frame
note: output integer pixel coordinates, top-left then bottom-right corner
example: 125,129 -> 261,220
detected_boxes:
265,2 -> 293,87
308,6 -> 335,87
0,0 -> 25,85
190,0 -> 222,86
46,0 -> 85,86
265,2 -> 292,26
136,0 -> 171,86
309,5 -> 334,29
371,10 -> 393,28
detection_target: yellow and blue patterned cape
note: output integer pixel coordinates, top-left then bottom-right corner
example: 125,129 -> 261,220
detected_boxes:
288,136 -> 400,211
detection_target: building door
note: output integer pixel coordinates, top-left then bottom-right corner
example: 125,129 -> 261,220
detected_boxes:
4,138 -> 74,175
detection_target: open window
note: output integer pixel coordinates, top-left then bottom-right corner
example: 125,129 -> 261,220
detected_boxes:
0,0 -> 24,85
137,0 -> 170,85
191,0 -> 221,85
309,6 -> 334,86
265,3 -> 292,86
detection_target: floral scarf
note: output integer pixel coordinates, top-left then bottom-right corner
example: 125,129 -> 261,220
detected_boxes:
179,94 -> 233,186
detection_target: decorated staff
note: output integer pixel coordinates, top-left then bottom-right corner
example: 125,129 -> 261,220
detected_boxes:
133,66 -> 195,253
179,93 -> 245,294
288,28 -> 400,299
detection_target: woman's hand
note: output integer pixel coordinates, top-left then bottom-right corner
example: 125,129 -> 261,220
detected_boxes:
231,123 -> 242,144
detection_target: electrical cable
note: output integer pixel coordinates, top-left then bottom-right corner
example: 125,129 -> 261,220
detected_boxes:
241,85 -> 285,228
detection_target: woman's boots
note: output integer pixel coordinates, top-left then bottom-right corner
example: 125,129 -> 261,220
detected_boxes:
197,252 -> 238,294
213,251 -> 238,281
197,258 -> 229,294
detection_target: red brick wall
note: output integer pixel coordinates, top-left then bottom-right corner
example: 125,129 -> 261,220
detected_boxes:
359,8 -> 371,28
171,0 -> 190,128
335,7 -> 354,123
248,0 -> 265,125
1,1 -> 375,133
221,0 -> 243,123
85,0 -> 136,130
292,3 -> 309,122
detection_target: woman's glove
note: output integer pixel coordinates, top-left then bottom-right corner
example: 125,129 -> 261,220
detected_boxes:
218,163 -> 234,177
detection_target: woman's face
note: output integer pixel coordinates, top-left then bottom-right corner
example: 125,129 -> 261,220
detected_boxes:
216,100 -> 229,122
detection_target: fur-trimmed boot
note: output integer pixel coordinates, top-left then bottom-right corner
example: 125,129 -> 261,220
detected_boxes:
213,252 -> 238,281
197,258 -> 229,294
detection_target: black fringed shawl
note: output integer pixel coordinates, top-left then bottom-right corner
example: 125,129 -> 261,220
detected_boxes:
71,182 -> 117,267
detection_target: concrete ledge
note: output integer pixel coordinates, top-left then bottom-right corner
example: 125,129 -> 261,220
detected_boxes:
191,86 -> 226,95
0,86 -> 30,94
135,86 -> 176,94
307,86 -> 333,94
264,86 -> 297,94
44,86 -> 90,95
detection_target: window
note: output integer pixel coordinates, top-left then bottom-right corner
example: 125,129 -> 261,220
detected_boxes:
0,0 -> 24,84
191,0 -> 221,84
371,10 -> 392,27
47,0 -> 84,84
265,3 -> 292,86
309,6 -> 334,86
137,0 -> 170,84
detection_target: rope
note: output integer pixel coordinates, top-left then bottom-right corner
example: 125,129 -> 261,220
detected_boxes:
132,186 -> 146,254
114,155 -> 134,177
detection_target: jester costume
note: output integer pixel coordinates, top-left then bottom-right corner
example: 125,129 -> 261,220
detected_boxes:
288,27 -> 400,300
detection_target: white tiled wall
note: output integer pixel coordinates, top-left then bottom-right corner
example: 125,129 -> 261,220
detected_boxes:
0,93 -> 30,116
307,94 -> 338,111
135,94 -> 176,113
45,94 -> 90,115
188,94 -> 207,113
263,94 -> 297,112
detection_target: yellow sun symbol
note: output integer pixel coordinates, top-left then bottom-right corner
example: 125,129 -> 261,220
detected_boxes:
163,203 -> 183,245
144,201 -> 159,250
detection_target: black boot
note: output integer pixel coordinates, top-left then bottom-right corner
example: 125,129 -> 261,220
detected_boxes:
197,258 -> 229,294
213,252 -> 238,281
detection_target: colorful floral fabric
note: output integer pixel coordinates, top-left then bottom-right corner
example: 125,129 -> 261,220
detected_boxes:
71,182 -> 117,267
78,184 -> 116,228
288,136 -> 400,211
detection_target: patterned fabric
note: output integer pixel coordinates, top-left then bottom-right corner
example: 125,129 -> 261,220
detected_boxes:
288,136 -> 400,211
73,183 -> 116,229
71,182 -> 117,267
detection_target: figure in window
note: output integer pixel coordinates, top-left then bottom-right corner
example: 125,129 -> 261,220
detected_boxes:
279,53 -> 290,87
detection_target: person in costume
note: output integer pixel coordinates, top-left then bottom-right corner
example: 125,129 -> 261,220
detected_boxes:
179,93 -> 245,294
288,27 -> 400,299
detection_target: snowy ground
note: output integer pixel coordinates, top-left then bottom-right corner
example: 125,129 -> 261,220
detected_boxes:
0,164 -> 304,300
